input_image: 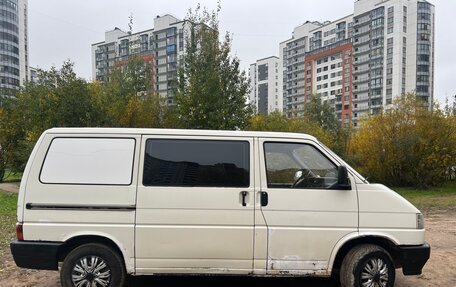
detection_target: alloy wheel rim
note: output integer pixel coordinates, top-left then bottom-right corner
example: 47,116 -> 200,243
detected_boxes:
360,258 -> 389,287
71,255 -> 111,287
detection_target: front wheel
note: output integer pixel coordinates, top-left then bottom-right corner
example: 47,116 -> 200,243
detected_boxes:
60,243 -> 126,287
340,244 -> 395,287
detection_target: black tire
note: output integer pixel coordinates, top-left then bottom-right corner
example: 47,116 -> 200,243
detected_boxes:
340,244 -> 395,287
60,243 -> 126,287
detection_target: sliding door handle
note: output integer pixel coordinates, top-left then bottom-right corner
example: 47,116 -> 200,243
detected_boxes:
241,191 -> 248,206
261,192 -> 268,207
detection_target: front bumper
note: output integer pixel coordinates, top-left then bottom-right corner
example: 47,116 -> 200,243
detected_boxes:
398,242 -> 431,275
10,240 -> 62,270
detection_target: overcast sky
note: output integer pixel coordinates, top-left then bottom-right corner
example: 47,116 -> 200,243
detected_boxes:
29,0 -> 455,104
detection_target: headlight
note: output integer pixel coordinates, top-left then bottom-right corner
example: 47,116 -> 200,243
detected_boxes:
416,213 -> 425,229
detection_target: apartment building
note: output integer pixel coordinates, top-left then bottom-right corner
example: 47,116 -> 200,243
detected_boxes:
281,0 -> 435,126
249,56 -> 282,114
91,14 -> 190,104
0,0 -> 28,98
28,65 -> 37,83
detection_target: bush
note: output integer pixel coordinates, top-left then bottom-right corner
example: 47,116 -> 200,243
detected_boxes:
349,94 -> 456,188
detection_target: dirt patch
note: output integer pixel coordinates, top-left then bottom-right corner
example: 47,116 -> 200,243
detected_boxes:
0,211 -> 454,287
0,183 -> 19,193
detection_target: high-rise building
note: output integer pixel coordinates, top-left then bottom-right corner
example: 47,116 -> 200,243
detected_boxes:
91,14 -> 190,104
28,65 -> 37,83
249,56 -> 282,114
281,0 -> 435,127
0,0 -> 28,98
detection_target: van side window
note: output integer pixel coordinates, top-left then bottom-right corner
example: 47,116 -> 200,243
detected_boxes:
143,139 -> 249,187
264,142 -> 337,189
40,138 -> 135,185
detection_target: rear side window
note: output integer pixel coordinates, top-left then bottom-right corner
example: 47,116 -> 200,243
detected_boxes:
143,139 -> 249,187
40,138 -> 135,185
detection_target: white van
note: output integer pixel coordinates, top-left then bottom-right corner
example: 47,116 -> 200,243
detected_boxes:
11,128 -> 429,287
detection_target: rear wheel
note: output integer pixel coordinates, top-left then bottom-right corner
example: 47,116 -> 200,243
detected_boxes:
340,244 -> 395,287
60,243 -> 126,287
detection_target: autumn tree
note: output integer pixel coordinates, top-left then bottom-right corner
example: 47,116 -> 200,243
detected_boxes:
349,93 -> 456,188
174,4 -> 253,130
303,95 -> 339,134
99,55 -> 168,128
0,62 -> 101,176
247,111 -> 336,151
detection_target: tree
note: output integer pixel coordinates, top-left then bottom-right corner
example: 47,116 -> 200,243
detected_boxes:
0,62 -> 102,176
100,55 -> 169,128
349,93 -> 456,188
303,95 -> 339,134
302,94 -> 350,156
1,59 -> 175,178
174,3 -> 252,130
247,111 -> 336,151
0,107 -> 11,181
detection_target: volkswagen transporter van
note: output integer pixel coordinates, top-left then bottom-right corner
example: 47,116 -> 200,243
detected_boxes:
11,128 -> 430,287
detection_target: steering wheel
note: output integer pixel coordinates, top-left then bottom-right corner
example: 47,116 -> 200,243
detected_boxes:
292,169 -> 314,188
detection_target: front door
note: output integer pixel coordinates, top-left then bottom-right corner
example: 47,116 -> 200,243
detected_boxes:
135,135 -> 255,274
258,138 -> 358,275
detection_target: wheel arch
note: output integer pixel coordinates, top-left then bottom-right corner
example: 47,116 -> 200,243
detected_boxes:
329,233 -> 402,274
57,234 -> 134,274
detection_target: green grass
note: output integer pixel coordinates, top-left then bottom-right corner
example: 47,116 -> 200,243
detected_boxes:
0,191 -> 18,215
0,190 -> 17,257
1,170 -> 22,183
395,182 -> 456,211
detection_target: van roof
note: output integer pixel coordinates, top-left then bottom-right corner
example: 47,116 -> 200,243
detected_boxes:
45,128 -> 318,141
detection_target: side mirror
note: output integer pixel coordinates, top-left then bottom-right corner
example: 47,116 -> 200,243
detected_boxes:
330,165 -> 351,190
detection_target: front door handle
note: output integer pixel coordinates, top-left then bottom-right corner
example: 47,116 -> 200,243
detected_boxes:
261,192 -> 268,207
241,191 -> 248,206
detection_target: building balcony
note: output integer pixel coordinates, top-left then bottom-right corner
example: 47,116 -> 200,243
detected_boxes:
355,57 -> 370,65
353,106 -> 368,112
355,90 -> 370,98
417,71 -> 430,75
354,76 -> 369,83
354,17 -> 371,27
369,73 -> 383,80
353,68 -> 369,75
353,38 -> 370,47
353,28 -> 370,37
371,83 -> 383,89
354,86 -> 369,93
354,46 -> 371,55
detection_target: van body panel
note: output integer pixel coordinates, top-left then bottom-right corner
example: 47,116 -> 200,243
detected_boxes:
16,132 -> 47,223
257,138 -> 359,274
358,230 -> 425,245
327,231 -> 362,272
21,132 -> 141,274
357,183 -> 425,245
358,184 -> 420,214
252,138 -> 268,274
22,223 -> 136,272
135,135 -> 255,274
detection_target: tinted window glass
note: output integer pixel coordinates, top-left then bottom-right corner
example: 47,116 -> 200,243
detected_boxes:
143,139 -> 249,187
40,138 -> 135,185
264,142 -> 337,189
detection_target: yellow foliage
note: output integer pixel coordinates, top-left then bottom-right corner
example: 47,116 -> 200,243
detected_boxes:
246,112 -> 336,150
349,94 -> 456,188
